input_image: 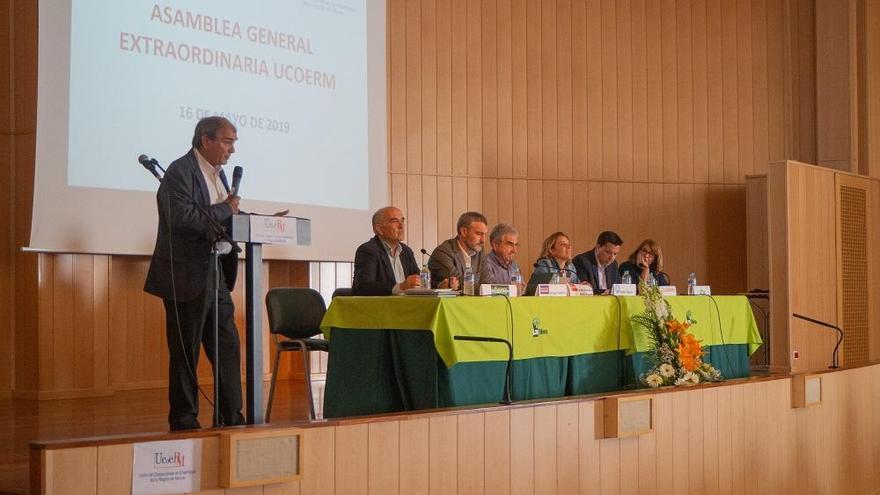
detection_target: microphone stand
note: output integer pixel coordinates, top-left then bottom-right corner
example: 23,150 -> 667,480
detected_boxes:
149,161 -> 241,428
792,313 -> 843,369
453,335 -> 513,404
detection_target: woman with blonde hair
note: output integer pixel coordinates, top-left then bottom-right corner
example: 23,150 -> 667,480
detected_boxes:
618,239 -> 669,287
533,231 -> 580,283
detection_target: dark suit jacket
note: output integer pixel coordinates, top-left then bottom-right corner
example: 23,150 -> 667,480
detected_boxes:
352,236 -> 419,296
572,249 -> 619,295
618,261 -> 670,286
144,150 -> 238,302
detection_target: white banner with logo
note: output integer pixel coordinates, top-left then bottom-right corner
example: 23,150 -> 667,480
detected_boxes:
131,439 -> 202,494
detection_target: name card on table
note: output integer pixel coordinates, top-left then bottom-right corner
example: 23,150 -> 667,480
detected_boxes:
569,284 -> 594,296
479,284 -> 518,297
659,286 -> 677,296
535,284 -> 570,297
611,283 -> 637,296
691,285 -> 712,295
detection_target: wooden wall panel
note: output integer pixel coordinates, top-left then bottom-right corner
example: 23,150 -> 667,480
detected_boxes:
0,0 -> 14,394
367,421 -> 399,495
457,412 -> 484,494
745,176 -> 769,291
868,0 -> 880,179
380,0 -> 817,292
334,424 -> 368,495
398,418 -> 429,495
484,409 -> 511,494
787,163 -> 840,373
873,182 -> 880,361
0,132 -> 12,396
815,0 -> 853,171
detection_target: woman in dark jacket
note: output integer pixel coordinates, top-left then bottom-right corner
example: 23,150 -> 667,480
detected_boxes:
618,239 -> 669,287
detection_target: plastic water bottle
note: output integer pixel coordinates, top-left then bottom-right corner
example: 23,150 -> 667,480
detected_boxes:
420,263 -> 431,289
550,271 -> 561,284
688,272 -> 697,295
621,270 -> 632,284
463,265 -> 475,296
647,272 -> 657,286
511,265 -> 523,288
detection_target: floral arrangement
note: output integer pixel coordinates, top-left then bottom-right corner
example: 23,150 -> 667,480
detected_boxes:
632,282 -> 722,388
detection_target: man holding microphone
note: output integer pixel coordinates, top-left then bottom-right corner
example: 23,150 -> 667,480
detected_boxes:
144,116 -> 245,431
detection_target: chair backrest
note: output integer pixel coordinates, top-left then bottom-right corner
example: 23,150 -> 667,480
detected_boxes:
265,288 -> 327,340
332,287 -> 353,298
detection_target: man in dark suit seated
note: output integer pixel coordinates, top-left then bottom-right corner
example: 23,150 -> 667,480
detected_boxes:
144,116 -> 245,431
572,231 -> 624,295
352,206 -> 421,295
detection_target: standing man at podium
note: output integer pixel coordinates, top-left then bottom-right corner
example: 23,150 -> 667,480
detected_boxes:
144,116 -> 246,431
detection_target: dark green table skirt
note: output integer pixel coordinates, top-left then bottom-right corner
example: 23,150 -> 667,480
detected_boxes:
322,328 -> 751,418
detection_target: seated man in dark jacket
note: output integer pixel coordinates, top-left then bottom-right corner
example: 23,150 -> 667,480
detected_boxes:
352,206 -> 421,295
572,231 -> 624,295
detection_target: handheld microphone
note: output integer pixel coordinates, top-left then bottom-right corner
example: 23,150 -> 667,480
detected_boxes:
230,166 -> 243,196
420,248 -> 430,256
138,154 -> 162,181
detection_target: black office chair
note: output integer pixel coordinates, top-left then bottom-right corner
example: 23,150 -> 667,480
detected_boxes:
332,287 -> 353,298
265,288 -> 329,421
658,271 -> 672,287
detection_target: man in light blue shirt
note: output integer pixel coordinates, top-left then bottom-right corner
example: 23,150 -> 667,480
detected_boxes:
480,223 -> 521,287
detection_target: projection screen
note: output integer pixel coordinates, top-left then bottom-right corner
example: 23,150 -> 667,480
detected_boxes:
30,0 -> 386,260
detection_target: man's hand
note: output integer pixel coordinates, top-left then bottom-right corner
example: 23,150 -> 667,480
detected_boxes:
400,274 -> 422,291
438,276 -> 459,290
225,194 -> 240,214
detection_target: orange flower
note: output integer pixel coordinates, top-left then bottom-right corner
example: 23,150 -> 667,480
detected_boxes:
679,354 -> 698,372
664,319 -> 691,334
676,333 -> 703,371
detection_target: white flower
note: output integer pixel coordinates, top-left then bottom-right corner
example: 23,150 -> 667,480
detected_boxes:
653,303 -> 669,321
698,364 -> 722,381
674,372 -> 699,386
658,363 -> 676,378
645,374 -> 663,388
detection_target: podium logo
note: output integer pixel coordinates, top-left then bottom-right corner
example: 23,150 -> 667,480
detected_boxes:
263,218 -> 286,232
153,451 -> 186,469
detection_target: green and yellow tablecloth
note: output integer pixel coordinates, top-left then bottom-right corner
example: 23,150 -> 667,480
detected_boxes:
320,295 -> 762,418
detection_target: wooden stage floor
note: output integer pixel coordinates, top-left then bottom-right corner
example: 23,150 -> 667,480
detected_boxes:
0,380 -> 316,495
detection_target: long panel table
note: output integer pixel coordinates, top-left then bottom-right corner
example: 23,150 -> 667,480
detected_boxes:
320,295 -> 762,418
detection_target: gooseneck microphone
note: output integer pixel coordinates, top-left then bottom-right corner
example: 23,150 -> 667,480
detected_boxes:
138,154 -> 162,181
533,261 -> 577,276
230,166 -> 243,196
453,335 -> 513,404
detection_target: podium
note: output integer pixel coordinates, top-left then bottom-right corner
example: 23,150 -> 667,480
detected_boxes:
232,214 -> 311,424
